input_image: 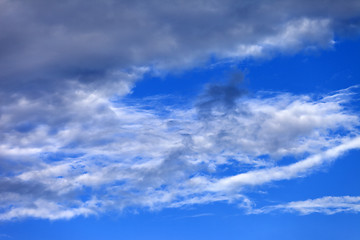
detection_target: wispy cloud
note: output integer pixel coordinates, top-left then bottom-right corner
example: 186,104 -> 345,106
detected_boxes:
251,196 -> 360,215
209,136 -> 360,192
175,213 -> 215,220
0,83 -> 359,220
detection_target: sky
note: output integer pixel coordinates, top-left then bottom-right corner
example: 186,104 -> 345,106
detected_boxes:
0,0 -> 360,239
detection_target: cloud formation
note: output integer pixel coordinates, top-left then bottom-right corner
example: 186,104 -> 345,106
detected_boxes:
1,0 -> 360,83
252,196 -> 360,215
0,84 -> 359,220
1,0 -> 360,221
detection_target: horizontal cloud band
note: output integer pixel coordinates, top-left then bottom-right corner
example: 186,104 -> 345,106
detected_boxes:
251,196 -> 360,215
0,84 -> 359,220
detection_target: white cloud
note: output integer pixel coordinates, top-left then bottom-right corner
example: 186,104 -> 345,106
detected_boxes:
0,84 -> 359,220
224,18 -> 334,58
0,199 -> 99,221
251,196 -> 360,215
209,136 -> 360,192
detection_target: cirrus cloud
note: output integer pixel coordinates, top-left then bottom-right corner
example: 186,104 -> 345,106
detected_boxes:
0,83 -> 359,220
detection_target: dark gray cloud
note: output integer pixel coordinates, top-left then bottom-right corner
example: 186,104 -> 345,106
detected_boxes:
196,71 -> 247,119
0,0 -> 359,86
0,178 -> 60,201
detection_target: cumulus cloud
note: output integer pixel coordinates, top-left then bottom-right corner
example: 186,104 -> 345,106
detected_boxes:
251,196 -> 360,215
0,83 -> 359,220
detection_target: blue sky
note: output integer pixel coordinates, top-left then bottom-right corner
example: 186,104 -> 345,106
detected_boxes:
1,1 -> 360,239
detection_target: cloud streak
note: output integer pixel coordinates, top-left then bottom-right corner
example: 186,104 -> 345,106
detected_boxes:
251,196 -> 360,215
210,136 -> 360,192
